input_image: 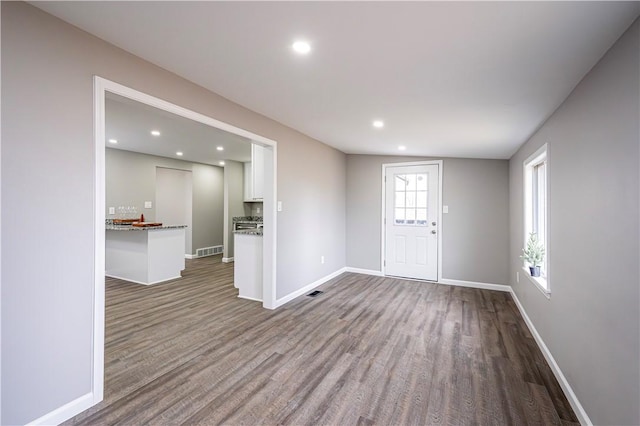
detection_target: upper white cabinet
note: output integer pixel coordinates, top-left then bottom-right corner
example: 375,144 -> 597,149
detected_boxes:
244,143 -> 265,202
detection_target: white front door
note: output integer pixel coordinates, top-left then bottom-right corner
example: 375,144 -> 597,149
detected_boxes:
384,164 -> 439,281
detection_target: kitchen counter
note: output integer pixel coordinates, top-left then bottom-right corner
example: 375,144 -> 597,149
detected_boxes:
106,224 -> 187,231
106,225 -> 187,285
232,216 -> 263,223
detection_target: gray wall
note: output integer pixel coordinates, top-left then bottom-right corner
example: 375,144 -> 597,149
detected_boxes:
276,137 -> 346,299
223,160 -> 245,259
0,3 -> 347,424
106,148 -> 223,254
509,19 -> 639,425
346,155 -> 509,285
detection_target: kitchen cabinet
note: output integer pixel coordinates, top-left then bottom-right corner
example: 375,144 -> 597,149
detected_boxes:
106,226 -> 186,285
243,143 -> 264,201
234,232 -> 263,301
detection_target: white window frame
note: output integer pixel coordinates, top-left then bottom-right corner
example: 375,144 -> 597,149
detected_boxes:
523,144 -> 550,297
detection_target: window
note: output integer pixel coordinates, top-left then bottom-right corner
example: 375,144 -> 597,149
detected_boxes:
523,144 -> 549,294
394,173 -> 428,226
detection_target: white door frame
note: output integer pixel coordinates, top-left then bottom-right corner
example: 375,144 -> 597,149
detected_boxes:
381,160 -> 443,281
93,76 -> 278,403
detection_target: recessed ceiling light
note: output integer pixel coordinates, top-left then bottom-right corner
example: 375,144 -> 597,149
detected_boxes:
398,145 -> 407,151
292,40 -> 311,55
373,120 -> 384,128
108,139 -> 118,144
151,130 -> 161,136
219,161 -> 225,166
176,151 -> 183,156
216,146 -> 224,151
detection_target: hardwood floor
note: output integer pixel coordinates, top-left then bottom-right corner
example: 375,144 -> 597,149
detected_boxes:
65,255 -> 578,425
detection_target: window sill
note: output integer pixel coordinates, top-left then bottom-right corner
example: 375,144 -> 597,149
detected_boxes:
522,266 -> 550,299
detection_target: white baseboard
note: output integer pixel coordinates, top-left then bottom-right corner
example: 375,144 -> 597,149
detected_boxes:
274,267 -> 347,308
238,295 -> 262,303
222,257 -> 234,263
185,254 -> 196,260
509,289 -> 592,426
27,392 -> 96,426
439,278 -> 511,292
344,267 -> 384,276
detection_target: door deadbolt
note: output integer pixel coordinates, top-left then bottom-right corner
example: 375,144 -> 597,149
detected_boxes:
431,230 -> 437,235
432,221 -> 437,226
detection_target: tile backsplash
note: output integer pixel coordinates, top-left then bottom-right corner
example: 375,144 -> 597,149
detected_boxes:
244,202 -> 263,217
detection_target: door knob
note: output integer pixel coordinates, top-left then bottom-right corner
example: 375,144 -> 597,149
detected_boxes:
432,221 -> 437,226
431,230 -> 437,235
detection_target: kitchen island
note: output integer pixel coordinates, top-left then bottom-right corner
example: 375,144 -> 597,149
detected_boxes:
106,223 -> 187,285
234,228 -> 263,301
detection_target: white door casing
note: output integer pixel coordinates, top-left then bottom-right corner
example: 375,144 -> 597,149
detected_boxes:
93,76 -> 279,414
384,163 -> 440,281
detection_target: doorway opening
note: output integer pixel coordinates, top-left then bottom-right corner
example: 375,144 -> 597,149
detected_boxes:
381,160 -> 443,282
92,76 -> 278,403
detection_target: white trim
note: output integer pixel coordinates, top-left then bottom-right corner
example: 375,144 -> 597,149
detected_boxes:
273,267 -> 347,308
0,5 -> 3,421
222,257 -> 234,263
238,295 -> 262,303
523,143 -> 550,294
521,266 -> 551,299
262,143 -> 277,309
27,392 -> 95,426
381,160 -> 443,281
509,289 -> 592,426
439,278 -> 510,292
185,254 -> 196,260
93,76 -> 279,413
345,267 -> 384,276
92,77 -> 106,405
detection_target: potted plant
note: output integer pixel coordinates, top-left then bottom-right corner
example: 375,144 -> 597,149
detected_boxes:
521,232 -> 545,277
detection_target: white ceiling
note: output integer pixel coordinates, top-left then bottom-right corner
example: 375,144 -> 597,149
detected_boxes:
106,93 -> 252,165
36,1 -> 640,159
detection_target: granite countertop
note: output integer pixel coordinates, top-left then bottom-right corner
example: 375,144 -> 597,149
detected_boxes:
106,224 -> 188,231
233,229 -> 263,236
232,216 -> 263,223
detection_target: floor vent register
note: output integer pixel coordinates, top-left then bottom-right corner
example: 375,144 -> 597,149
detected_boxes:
307,290 -> 324,297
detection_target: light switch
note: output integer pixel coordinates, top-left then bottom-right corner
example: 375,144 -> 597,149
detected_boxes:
277,201 -> 283,212
144,201 -> 152,209
443,205 -> 449,214
108,207 -> 115,215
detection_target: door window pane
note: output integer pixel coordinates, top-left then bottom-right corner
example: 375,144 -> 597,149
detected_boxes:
406,192 -> 416,208
417,174 -> 427,190
416,191 -> 427,208
393,172 -> 428,227
406,174 -> 417,191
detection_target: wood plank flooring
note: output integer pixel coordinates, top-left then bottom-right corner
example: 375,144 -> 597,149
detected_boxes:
64,255 -> 578,425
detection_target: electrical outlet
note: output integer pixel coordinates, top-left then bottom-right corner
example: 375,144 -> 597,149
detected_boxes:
257,207 -> 261,214
516,271 -> 520,283
144,201 -> 152,209
108,207 -> 115,215
321,256 -> 325,264
277,201 -> 283,212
